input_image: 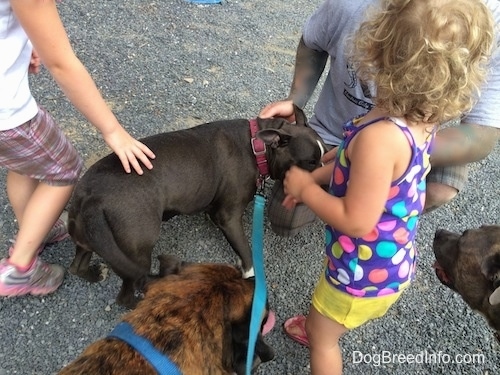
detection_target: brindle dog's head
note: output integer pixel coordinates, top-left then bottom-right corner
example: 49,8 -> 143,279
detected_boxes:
433,225 -> 500,343
153,255 -> 275,374
58,256 -> 274,375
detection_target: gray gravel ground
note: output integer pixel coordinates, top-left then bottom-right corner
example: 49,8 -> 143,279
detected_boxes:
1,1 -> 499,374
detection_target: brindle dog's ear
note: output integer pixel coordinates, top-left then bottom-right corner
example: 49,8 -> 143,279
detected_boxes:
157,255 -> 184,277
480,252 -> 500,305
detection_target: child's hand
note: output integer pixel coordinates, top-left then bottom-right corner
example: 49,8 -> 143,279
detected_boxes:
282,194 -> 299,209
321,146 -> 338,164
103,127 -> 156,175
283,166 -> 315,204
28,50 -> 41,74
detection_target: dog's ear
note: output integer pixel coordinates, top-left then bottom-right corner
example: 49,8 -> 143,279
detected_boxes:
157,254 -> 184,277
480,252 -> 500,283
256,129 -> 292,149
480,252 -> 500,305
292,105 -> 308,127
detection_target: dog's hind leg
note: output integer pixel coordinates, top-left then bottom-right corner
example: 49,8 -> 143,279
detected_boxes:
104,250 -> 152,309
69,245 -> 102,282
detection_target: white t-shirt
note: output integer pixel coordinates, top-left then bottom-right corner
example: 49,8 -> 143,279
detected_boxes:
0,0 -> 38,131
303,0 -> 500,146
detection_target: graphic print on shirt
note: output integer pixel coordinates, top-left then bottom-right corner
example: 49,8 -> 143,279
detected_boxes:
343,61 -> 374,112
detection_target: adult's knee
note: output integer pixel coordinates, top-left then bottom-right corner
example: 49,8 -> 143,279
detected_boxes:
424,182 -> 458,213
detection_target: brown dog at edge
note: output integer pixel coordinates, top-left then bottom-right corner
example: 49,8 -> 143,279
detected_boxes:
433,225 -> 500,342
58,255 -> 275,375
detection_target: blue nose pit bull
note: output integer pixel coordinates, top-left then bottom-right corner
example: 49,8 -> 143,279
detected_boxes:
68,106 -> 325,308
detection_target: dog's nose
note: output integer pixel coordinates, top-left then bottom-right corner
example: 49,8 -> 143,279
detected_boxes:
434,229 -> 445,241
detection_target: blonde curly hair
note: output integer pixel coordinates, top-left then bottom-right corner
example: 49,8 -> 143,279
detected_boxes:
348,0 -> 495,124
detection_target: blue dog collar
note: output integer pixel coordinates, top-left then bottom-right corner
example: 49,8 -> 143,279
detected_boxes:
108,322 -> 182,375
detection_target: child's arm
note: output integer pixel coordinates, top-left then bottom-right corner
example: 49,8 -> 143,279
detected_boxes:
284,120 -> 407,237
11,0 -> 155,175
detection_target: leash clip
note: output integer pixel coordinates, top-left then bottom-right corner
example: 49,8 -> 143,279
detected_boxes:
256,174 -> 267,195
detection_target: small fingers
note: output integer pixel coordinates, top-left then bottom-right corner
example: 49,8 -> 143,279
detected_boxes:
133,141 -> 155,171
117,152 -> 133,174
321,147 -> 338,164
118,148 -> 148,175
282,195 -> 298,210
127,150 -> 144,175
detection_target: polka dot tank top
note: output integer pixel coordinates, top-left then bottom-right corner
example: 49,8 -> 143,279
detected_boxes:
325,116 -> 435,297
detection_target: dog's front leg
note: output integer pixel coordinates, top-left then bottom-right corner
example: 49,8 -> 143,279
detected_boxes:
211,210 -> 254,278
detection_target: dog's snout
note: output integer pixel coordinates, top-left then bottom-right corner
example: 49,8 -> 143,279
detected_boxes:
434,229 -> 458,243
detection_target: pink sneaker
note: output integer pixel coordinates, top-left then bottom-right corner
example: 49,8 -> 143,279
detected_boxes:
0,257 -> 64,297
44,211 -> 70,244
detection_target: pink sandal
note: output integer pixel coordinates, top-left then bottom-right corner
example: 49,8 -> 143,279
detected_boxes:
283,315 -> 309,347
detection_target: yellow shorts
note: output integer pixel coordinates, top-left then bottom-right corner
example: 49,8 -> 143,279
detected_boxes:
312,270 -> 403,330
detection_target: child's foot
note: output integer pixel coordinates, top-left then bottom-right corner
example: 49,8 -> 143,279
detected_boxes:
284,315 -> 309,347
0,257 -> 64,297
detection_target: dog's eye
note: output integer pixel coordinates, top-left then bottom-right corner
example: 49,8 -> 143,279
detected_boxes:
279,139 -> 290,147
298,160 -> 319,169
309,160 -> 318,166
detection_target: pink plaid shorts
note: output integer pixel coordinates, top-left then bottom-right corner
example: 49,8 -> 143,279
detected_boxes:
0,106 -> 83,186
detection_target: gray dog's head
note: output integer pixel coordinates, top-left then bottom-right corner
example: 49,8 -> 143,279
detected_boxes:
433,225 -> 500,343
255,106 -> 325,181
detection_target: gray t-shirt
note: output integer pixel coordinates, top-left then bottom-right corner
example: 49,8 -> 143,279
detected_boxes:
303,0 -> 500,146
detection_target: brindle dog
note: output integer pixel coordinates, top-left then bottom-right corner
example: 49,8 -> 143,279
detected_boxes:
58,255 -> 275,375
433,225 -> 500,343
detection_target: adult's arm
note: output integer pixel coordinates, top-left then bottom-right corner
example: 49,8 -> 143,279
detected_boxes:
288,36 -> 329,108
431,122 -> 499,167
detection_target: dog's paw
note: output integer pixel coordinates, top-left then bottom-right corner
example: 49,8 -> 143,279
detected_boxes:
99,263 -> 109,281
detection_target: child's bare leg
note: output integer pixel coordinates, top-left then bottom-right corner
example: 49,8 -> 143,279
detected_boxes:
7,171 -> 38,226
7,171 -> 73,267
306,305 -> 348,375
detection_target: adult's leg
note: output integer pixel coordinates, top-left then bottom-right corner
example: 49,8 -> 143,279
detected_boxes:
267,180 -> 318,237
424,165 -> 468,212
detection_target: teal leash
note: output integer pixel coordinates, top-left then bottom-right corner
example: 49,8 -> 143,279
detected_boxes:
245,192 -> 267,375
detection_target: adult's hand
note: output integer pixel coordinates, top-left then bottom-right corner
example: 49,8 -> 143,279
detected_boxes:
259,99 -> 296,122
